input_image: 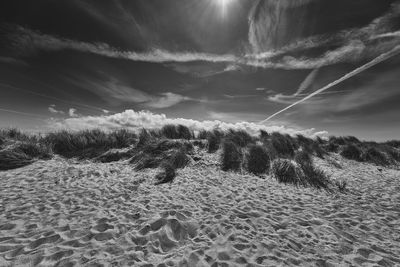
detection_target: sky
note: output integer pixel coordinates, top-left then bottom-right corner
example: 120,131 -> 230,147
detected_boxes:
0,0 -> 400,141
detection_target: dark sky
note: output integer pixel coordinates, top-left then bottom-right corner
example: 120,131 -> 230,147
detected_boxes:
0,0 -> 400,140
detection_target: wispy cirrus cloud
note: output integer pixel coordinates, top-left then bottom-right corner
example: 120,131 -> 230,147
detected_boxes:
4,13 -> 400,72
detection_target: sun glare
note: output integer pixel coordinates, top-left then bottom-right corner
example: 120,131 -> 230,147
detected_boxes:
218,0 -> 231,18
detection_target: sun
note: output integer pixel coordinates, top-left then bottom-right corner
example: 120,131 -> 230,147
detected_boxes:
217,0 -> 232,17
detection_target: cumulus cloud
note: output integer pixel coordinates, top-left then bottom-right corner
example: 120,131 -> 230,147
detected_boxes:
69,108 -> 78,117
48,104 -> 64,115
48,109 -> 327,138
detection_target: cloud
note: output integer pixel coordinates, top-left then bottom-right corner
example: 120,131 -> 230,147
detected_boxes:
69,108 -> 78,117
48,109 -> 327,138
145,93 -> 193,109
66,76 -> 194,108
262,44 -> 400,122
48,104 -> 64,114
7,26 -> 236,63
5,3 -> 400,72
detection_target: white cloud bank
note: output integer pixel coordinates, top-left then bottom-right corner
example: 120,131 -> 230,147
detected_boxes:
48,109 -> 327,138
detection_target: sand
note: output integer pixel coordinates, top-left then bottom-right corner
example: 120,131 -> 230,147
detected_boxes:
0,151 -> 400,266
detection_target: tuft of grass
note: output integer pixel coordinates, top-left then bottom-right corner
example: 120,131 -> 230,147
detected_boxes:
246,144 -> 271,175
168,148 -> 191,169
259,130 -> 270,140
221,140 -> 243,172
335,180 -> 347,192
294,150 -> 313,168
0,150 -> 34,171
154,163 -> 176,185
271,159 -> 304,186
270,132 -> 296,158
340,144 -> 363,161
160,124 -> 193,140
300,161 -> 332,190
15,142 -> 52,160
131,139 -> 192,171
225,129 -> 254,147
363,147 -> 390,166
44,129 -> 136,159
207,130 -> 223,153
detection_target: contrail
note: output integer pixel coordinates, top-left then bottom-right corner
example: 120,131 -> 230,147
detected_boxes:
260,45 -> 400,124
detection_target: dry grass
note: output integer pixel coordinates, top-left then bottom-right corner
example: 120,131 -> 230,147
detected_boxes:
221,140 -> 243,172
246,145 -> 271,175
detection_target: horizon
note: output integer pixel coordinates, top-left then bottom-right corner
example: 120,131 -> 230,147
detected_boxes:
1,0 -> 400,141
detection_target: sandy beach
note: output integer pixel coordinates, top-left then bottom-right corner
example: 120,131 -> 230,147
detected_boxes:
1,151 -> 399,266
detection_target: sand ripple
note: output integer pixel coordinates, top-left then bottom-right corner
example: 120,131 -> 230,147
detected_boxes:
1,154 -> 400,266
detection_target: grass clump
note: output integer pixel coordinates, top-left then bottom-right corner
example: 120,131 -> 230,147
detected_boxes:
45,129 -> 136,159
207,130 -> 223,153
294,150 -> 313,168
340,144 -> 363,161
160,124 -> 193,140
225,129 -> 254,147
246,145 -> 271,175
270,132 -> 296,158
363,147 -> 390,166
155,163 -> 176,185
221,140 -> 242,172
15,142 -> 52,160
300,161 -> 331,190
0,150 -> 34,171
271,159 -> 303,186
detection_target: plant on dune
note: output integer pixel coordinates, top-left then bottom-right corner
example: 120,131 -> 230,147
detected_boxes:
259,130 -> 270,140
160,124 -> 193,140
168,148 -> 191,169
44,129 -> 134,159
207,131 -> 221,153
137,129 -> 154,148
329,136 -> 346,146
160,124 -> 179,139
108,129 -> 137,147
325,141 -> 340,153
340,144 -> 363,161
385,140 -> 400,148
155,163 -> 176,185
0,136 -> 4,147
299,161 -> 332,190
221,140 -> 243,172
177,125 -> 193,140
335,180 -> 347,192
131,139 -> 192,170
225,129 -> 254,147
246,144 -> 271,175
271,159 -> 304,186
363,147 -> 390,166
270,132 -> 296,158
294,150 -> 313,168
16,142 -> 53,160
0,149 -> 34,171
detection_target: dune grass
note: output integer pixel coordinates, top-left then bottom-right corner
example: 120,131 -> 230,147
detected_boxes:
1,126 -> 399,193
221,140 -> 243,172
246,144 -> 271,175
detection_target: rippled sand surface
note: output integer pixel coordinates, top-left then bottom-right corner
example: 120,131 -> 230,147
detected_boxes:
1,153 -> 400,266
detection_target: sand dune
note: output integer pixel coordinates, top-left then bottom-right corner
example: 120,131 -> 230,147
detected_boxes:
1,152 -> 400,266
